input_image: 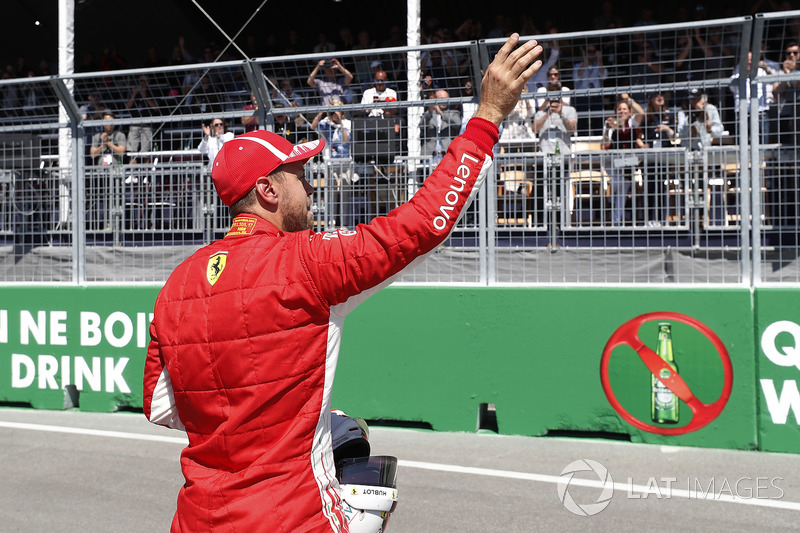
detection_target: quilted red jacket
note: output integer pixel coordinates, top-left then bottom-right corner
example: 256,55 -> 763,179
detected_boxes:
143,117 -> 498,532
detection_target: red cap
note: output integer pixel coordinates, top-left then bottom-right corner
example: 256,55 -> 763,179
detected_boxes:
211,130 -> 325,206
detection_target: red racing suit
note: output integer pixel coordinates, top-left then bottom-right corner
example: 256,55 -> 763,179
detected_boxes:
142,117 -> 498,532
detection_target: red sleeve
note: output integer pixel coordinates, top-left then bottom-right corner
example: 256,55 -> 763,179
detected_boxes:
300,118 -> 498,309
142,320 -> 161,422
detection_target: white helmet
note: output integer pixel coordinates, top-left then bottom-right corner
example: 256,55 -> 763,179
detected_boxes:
331,411 -> 399,533
338,455 -> 398,533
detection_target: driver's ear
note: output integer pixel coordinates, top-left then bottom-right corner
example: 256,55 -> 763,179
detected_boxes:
255,175 -> 279,206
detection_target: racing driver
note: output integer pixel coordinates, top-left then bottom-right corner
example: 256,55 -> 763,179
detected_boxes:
143,33 -> 542,532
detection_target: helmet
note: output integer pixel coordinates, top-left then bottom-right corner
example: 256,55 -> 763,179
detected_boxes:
331,409 -> 371,464
338,455 -> 398,533
331,411 -> 399,533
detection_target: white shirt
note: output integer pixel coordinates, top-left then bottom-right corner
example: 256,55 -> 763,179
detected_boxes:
535,86 -> 572,109
730,66 -> 774,112
360,87 -> 398,117
198,131 -> 235,167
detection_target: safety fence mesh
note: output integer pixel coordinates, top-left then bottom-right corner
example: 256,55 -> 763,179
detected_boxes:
1,12 -> 799,284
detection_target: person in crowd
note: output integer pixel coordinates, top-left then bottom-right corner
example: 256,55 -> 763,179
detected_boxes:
312,97 -> 355,228
771,42 -> 800,226
351,30 -> 378,85
454,17 -> 483,42
671,28 -> 699,84
88,112 -> 126,229
535,66 -> 572,109
694,27 -> 737,125
241,92 -> 261,133
311,98 -> 351,158
629,40 -> 663,102
272,104 -> 315,145
198,118 -> 235,169
527,34 -> 562,93
359,70 -> 398,118
0,67 -> 20,117
90,111 -> 127,166
169,35 -> 195,65
420,88 -> 463,163
337,26 -> 356,52
125,74 -> 159,164
533,95 -> 577,155
533,95 -> 578,229
675,88 -> 724,150
419,70 -> 436,100
729,50 -> 775,143
642,91 -> 679,226
459,79 -> 480,134
99,44 -> 127,73
573,41 -> 609,135
420,49 -> 455,91
593,0 -> 624,30
143,32 -> 542,533
80,92 -> 105,123
306,57 -> 353,105
504,86 -> 534,140
80,92 -> 106,161
274,78 -> 305,112
486,13 -> 511,39
20,69 -> 47,115
773,41 -> 799,118
367,61 -> 384,84
380,25 -> 405,48
142,45 -> 166,69
602,95 -> 646,225
191,74 -> 225,116
313,32 -> 336,55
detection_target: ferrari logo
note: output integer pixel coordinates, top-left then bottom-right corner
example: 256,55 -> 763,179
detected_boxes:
206,252 -> 228,286
351,488 -> 358,495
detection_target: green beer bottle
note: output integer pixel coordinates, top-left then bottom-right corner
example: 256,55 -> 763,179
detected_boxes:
651,322 -> 679,424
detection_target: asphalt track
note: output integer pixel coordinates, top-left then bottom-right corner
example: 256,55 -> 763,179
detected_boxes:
1,408 -> 800,532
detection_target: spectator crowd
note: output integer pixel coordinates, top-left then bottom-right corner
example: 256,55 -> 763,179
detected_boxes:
3,2 -> 800,231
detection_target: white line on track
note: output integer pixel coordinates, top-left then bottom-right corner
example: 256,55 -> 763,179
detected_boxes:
399,460 -> 800,512
0,420 -> 188,444
3,421 -> 799,512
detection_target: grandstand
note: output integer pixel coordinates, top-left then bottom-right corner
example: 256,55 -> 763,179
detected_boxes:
1,11 -> 800,284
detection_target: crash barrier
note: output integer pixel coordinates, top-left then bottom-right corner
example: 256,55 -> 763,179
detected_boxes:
1,284 -> 800,454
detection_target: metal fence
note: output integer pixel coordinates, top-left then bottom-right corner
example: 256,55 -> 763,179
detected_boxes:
1,12 -> 799,285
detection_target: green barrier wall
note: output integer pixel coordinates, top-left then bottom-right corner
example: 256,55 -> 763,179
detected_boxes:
0,285 -> 796,453
753,288 -> 800,454
334,287 -> 756,451
0,286 -> 153,412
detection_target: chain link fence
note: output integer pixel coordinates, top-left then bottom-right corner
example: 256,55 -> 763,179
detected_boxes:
1,12 -> 799,284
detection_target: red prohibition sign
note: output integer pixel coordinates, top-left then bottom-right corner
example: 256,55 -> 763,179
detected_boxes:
600,312 -> 733,435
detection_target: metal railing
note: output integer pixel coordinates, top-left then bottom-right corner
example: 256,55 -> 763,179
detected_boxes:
1,12 -> 799,285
